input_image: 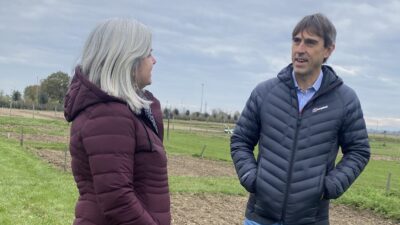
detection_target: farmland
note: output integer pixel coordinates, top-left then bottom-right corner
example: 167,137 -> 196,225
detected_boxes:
0,108 -> 399,224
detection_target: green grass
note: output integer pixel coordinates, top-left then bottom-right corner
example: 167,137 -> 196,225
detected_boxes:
338,187 -> 400,220
369,134 -> 400,158
1,115 -> 400,222
27,141 -> 67,151
0,115 -> 69,151
370,141 -> 400,158
351,160 -> 400,194
0,138 -> 76,225
165,118 -> 235,130
0,115 -> 69,136
165,130 -> 233,161
336,160 -> 400,220
170,176 -> 246,195
370,134 -> 400,143
0,136 -> 245,224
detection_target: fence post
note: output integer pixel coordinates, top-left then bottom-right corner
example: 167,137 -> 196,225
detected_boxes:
205,118 -> 208,133
200,145 -> 207,158
167,112 -> 170,141
64,147 -> 67,172
189,116 -> 192,132
386,172 -> 392,194
20,127 -> 24,147
9,101 -> 12,116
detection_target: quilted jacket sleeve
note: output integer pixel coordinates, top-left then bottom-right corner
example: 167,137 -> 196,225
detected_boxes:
324,88 -> 370,199
230,87 -> 262,193
81,111 -> 157,225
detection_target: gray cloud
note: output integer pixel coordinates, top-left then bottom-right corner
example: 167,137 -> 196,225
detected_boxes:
0,0 -> 399,129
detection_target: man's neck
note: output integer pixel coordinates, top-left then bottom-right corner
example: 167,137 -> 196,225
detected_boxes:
294,69 -> 321,91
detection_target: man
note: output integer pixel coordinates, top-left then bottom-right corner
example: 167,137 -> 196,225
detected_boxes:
231,13 -> 370,225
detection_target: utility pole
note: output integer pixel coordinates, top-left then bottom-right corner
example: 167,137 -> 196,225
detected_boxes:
36,76 -> 40,114
33,76 -> 39,119
200,83 -> 204,113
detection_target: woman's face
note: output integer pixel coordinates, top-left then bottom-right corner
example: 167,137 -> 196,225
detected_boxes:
136,50 -> 156,89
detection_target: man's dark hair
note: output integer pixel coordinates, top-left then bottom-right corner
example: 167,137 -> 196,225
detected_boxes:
292,13 -> 336,48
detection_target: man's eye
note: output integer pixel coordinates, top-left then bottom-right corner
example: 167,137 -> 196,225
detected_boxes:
305,40 -> 317,46
293,37 -> 301,44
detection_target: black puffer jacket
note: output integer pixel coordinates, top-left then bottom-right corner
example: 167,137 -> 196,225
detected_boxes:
231,64 -> 370,225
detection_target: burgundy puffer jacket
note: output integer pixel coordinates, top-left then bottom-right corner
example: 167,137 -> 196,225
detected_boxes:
64,68 -> 170,225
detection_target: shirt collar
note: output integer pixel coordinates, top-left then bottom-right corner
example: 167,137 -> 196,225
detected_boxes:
292,70 -> 324,92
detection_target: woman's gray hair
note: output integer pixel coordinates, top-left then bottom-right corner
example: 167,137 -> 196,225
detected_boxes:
80,18 -> 152,114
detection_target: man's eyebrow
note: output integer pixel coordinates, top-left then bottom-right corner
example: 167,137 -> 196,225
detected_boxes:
304,38 -> 319,43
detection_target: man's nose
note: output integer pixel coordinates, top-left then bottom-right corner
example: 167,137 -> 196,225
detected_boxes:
296,41 -> 307,53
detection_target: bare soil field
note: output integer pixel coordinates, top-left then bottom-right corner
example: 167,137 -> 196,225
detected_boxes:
0,107 -> 64,120
171,194 -> 398,225
30,150 -> 399,225
2,109 -> 398,224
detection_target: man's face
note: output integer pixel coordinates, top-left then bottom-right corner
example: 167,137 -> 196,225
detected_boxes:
291,31 -> 335,77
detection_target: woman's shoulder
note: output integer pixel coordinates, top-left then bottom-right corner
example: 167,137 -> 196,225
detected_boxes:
85,101 -> 135,121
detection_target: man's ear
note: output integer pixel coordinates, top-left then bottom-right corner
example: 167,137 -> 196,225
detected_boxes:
325,44 -> 335,59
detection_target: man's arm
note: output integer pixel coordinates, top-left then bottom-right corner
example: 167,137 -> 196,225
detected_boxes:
231,88 -> 262,193
324,90 -> 370,199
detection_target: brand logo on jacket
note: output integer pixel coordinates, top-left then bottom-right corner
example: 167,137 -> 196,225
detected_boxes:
312,105 -> 328,113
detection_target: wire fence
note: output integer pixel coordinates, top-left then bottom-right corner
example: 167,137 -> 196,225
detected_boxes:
1,107 -> 400,195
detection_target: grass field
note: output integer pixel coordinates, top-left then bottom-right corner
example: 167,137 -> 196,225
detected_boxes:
0,115 -> 246,224
0,138 -> 76,225
165,129 -> 232,161
0,114 -> 400,223
337,159 -> 400,218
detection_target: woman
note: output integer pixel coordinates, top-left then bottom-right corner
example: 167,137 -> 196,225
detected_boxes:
64,18 -> 170,225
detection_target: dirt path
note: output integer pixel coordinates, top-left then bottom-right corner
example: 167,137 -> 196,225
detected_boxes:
168,154 -> 236,177
31,150 -> 399,225
0,107 -> 64,120
171,193 -> 398,225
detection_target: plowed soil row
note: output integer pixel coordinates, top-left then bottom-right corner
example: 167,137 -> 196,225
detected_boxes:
32,149 -> 398,225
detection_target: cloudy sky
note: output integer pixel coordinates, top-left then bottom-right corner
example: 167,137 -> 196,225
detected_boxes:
0,0 -> 399,130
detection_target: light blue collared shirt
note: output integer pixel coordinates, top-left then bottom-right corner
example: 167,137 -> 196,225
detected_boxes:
244,218 -> 282,225
292,70 -> 323,112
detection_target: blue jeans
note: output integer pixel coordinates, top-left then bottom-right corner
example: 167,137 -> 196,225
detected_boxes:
243,218 -> 282,225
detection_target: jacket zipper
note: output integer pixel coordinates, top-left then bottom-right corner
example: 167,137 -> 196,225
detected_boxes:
281,114 -> 301,223
279,69 -> 343,223
280,80 -> 340,222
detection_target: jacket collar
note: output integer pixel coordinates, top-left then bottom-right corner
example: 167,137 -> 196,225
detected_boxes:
277,63 -> 343,92
63,67 -> 126,122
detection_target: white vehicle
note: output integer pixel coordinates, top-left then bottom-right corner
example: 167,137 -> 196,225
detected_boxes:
224,125 -> 234,134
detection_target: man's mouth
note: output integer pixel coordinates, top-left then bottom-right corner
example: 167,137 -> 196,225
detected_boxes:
295,57 -> 308,63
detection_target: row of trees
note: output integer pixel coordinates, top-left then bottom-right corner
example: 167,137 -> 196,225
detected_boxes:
163,108 -> 241,123
0,71 -> 70,110
1,71 -> 241,123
